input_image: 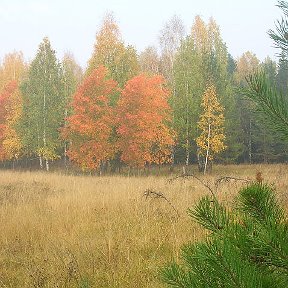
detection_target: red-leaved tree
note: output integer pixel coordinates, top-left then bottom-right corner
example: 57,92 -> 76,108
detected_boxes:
0,81 -> 21,161
62,66 -> 118,170
116,74 -> 175,167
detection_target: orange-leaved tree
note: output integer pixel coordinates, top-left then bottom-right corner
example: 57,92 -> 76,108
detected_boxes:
196,84 -> 226,174
0,81 -> 22,161
62,66 -> 118,171
117,74 -> 175,167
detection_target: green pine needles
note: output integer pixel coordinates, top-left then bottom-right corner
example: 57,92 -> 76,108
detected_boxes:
244,72 -> 288,140
268,1 -> 288,56
243,0 -> 288,140
161,183 -> 288,287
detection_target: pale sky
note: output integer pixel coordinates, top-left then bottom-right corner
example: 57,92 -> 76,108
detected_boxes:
0,0 -> 282,68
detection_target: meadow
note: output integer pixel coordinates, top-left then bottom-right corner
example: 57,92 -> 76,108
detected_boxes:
0,164 -> 287,287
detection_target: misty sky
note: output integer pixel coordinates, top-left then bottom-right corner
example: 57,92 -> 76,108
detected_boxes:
0,0 -> 282,68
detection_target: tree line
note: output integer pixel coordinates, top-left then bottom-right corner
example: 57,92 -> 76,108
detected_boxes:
0,13 -> 287,172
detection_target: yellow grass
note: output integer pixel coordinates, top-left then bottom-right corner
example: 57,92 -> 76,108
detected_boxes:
0,164 -> 287,287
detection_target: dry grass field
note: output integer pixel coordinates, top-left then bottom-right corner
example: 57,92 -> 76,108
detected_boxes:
0,164 -> 287,287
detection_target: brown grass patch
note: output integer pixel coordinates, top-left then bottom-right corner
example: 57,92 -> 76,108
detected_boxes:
0,164 -> 287,287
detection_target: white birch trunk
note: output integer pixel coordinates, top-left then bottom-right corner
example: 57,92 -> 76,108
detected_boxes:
171,84 -> 176,166
43,76 -> 48,171
248,119 -> 252,164
185,81 -> 189,166
45,159 -> 49,171
204,122 -> 211,175
39,156 -> 43,169
64,108 -> 68,168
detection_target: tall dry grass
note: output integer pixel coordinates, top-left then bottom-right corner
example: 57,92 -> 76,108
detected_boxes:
0,164 -> 287,287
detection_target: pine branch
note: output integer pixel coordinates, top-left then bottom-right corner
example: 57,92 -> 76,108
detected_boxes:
243,72 -> 288,139
238,183 -> 284,225
161,263 -> 194,288
268,1 -> 288,55
188,196 -> 230,232
162,182 -> 288,288
277,0 -> 288,17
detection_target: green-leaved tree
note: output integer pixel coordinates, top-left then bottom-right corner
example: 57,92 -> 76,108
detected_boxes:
20,37 -> 65,170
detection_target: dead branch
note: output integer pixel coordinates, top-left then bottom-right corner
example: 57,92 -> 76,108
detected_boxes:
167,174 -> 189,183
168,173 -> 253,198
143,189 -> 180,218
214,176 -> 252,192
168,173 -> 216,199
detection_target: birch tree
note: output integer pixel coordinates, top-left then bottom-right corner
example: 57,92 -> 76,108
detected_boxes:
159,15 -> 185,84
62,52 -> 83,167
235,51 -> 260,163
139,46 -> 160,75
173,37 -> 202,165
87,13 -> 139,88
0,52 -> 26,90
159,15 -> 185,165
196,84 -> 226,174
20,37 -> 65,170
173,16 -> 230,166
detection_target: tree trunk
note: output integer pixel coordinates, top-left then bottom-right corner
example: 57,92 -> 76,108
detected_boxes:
248,119 -> 252,164
204,123 -> 211,175
42,73 -> 48,172
171,84 -> 176,166
185,139 -> 190,166
99,161 -> 103,176
64,142 -> 68,168
64,109 -> 68,169
197,150 -> 204,172
185,81 -> 189,166
39,156 -> 43,169
45,159 -> 49,171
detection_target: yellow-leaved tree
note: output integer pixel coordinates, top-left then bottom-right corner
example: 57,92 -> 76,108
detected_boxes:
0,52 -> 26,163
196,84 -> 226,174
87,13 -> 139,88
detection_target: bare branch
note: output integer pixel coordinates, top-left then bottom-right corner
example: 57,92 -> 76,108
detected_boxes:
143,189 -> 180,218
168,173 -> 216,199
168,173 -> 252,198
215,176 -> 252,192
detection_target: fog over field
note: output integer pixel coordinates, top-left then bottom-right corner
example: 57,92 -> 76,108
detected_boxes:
0,1 -> 288,287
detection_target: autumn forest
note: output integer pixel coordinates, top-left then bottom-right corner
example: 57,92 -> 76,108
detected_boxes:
1,14 -> 287,172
